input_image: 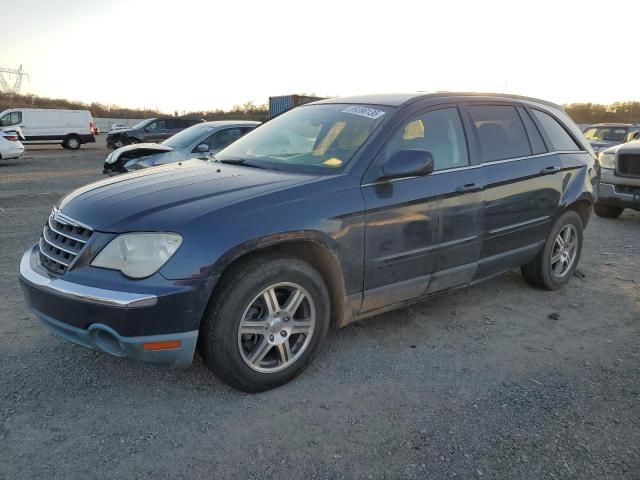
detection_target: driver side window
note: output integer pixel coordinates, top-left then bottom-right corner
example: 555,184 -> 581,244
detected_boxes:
386,108 -> 469,171
207,128 -> 243,151
0,112 -> 21,127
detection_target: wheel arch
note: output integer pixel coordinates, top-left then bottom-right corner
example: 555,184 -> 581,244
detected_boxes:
209,231 -> 349,329
564,197 -> 593,229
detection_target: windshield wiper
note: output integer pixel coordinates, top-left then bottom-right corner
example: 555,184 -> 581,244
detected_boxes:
217,158 -> 271,170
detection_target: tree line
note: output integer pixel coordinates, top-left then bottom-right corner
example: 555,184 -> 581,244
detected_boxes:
2,92 -> 639,124
0,93 -> 269,121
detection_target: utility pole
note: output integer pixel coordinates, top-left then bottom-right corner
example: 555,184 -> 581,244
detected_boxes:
0,65 -> 29,95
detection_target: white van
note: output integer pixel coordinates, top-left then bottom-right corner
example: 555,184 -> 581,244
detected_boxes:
0,108 -> 96,150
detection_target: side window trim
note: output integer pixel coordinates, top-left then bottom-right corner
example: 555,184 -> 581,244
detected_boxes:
516,106 -> 547,155
361,102 -> 476,184
383,105 -> 471,169
462,101 -> 533,163
526,106 -> 584,152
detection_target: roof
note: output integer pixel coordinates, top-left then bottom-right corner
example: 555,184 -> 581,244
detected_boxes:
312,92 -> 564,110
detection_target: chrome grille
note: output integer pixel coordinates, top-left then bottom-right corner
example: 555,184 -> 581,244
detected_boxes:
39,208 -> 93,275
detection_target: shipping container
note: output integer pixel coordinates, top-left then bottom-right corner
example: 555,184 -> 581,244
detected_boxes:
268,95 -> 325,118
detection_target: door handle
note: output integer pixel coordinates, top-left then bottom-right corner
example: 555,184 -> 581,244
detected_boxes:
540,166 -> 560,175
456,183 -> 484,193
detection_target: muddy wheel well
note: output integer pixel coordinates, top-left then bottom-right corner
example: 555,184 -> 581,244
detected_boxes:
566,200 -> 592,229
213,241 -> 347,328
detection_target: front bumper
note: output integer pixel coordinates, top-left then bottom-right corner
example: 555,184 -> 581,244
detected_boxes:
598,169 -> 640,210
19,246 -> 203,366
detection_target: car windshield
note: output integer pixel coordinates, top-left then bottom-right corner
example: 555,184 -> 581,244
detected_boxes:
215,104 -> 391,173
163,124 -> 213,148
584,126 -> 628,142
131,118 -> 155,130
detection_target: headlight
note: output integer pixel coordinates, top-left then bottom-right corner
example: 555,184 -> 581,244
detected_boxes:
91,233 -> 182,278
599,152 -> 616,169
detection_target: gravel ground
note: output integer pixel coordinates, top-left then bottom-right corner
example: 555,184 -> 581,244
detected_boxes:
1,141 -> 639,479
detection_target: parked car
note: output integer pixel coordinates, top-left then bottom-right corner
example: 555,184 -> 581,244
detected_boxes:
110,123 -> 129,132
0,108 -> 95,150
583,123 -> 640,155
0,126 -> 25,160
19,93 -> 598,392
594,139 -> 640,217
106,118 -> 204,149
103,120 -> 259,174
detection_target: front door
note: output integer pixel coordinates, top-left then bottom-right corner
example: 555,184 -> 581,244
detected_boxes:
361,105 -> 483,313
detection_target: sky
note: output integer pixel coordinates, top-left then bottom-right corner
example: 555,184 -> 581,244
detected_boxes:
2,0 -> 638,113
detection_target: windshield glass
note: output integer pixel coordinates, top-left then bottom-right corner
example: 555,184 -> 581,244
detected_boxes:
215,104 -> 391,173
163,124 -> 212,148
131,118 -> 155,130
584,126 -> 628,142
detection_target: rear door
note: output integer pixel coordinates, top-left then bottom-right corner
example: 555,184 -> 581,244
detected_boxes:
462,102 -> 561,280
144,119 -> 170,142
360,105 -> 483,313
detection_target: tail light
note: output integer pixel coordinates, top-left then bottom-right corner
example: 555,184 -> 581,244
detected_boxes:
3,134 -> 18,141
90,121 -> 95,131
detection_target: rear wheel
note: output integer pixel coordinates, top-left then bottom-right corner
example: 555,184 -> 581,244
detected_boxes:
593,203 -> 623,218
63,134 -> 81,150
521,211 -> 583,290
199,254 -> 330,392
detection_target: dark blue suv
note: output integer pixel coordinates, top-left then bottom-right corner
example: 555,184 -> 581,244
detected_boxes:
19,93 -> 599,392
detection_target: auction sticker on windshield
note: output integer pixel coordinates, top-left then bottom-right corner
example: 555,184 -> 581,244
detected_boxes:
342,106 -> 386,119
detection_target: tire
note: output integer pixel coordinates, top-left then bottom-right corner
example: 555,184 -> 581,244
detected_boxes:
63,134 -> 81,150
521,211 -> 583,290
593,203 -> 623,219
199,254 -> 330,392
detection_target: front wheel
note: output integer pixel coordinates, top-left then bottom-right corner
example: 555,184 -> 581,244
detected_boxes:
521,211 -> 583,290
593,203 -> 623,218
199,254 -> 330,392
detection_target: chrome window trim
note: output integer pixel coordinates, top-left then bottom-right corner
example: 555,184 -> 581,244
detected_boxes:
361,151 -> 583,187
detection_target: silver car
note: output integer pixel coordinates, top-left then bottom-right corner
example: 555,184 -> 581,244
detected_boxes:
583,123 -> 640,155
103,120 -> 260,174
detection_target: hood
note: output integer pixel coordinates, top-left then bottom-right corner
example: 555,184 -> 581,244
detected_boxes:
59,159 -> 315,232
107,128 -> 132,136
602,139 -> 640,155
105,143 -> 175,164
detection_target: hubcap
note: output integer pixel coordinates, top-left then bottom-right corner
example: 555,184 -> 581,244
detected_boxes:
551,224 -> 578,278
69,138 -> 79,148
237,282 -> 315,373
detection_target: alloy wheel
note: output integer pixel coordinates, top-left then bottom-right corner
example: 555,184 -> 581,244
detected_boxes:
550,224 -> 578,278
237,282 -> 316,373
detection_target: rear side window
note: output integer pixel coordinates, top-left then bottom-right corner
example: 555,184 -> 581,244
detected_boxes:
531,109 -> 581,151
468,105 -> 531,162
517,107 -> 546,154
386,107 -> 469,171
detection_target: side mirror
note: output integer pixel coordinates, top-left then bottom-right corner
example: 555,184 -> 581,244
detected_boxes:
196,144 -> 208,153
381,150 -> 434,179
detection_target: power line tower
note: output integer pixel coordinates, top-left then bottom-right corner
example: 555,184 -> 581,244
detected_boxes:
0,65 -> 29,95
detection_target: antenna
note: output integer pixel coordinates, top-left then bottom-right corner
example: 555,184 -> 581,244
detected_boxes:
0,65 -> 29,95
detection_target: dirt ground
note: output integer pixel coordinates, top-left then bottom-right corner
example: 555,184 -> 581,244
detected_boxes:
1,139 -> 638,479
